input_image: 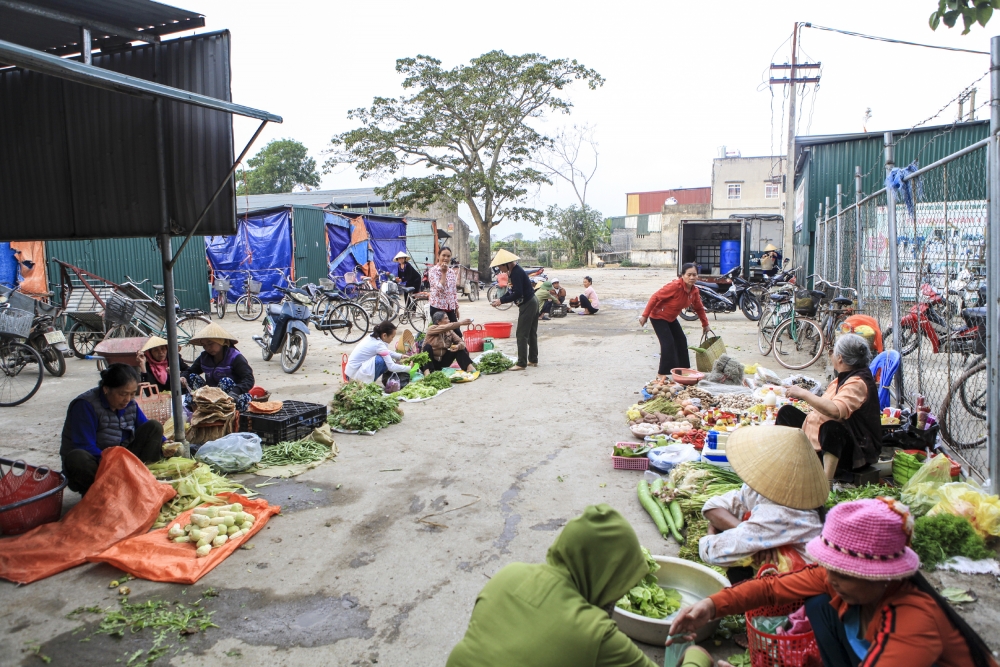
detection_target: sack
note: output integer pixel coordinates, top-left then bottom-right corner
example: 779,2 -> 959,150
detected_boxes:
692,330 -> 726,373
195,432 -> 262,473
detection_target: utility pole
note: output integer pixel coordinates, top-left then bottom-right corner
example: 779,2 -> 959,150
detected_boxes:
774,22 -> 821,280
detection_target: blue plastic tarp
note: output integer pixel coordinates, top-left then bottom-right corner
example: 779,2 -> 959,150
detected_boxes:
364,217 -> 407,277
205,210 -> 292,303
0,243 -> 17,288
326,216 -> 355,287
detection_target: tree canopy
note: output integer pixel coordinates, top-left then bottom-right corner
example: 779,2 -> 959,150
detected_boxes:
237,138 -> 320,195
325,51 -> 603,274
540,204 -> 608,267
929,0 -> 998,32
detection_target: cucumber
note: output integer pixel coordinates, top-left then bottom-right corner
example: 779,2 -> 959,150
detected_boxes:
638,480 -> 670,539
669,500 -> 685,532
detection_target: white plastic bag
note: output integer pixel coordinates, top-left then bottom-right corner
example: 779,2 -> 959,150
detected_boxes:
648,444 -> 701,472
195,432 -> 263,473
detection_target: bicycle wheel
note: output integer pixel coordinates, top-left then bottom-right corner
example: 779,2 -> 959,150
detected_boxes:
882,326 -> 918,356
771,317 -> 825,370
940,360 -> 987,449
0,340 -> 43,407
468,282 -> 479,302
236,295 -> 264,321
488,286 -> 513,311
959,359 -> 988,420
329,303 -> 369,344
405,299 -> 428,333
69,321 -> 102,359
177,315 -> 212,363
215,293 -> 227,319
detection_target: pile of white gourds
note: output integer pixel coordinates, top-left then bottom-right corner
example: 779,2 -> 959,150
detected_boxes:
165,503 -> 254,557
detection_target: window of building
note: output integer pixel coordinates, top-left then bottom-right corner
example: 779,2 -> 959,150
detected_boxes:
727,183 -> 741,199
765,183 -> 780,199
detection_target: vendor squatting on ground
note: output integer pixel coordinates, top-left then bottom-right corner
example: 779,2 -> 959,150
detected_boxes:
182,322 -> 256,412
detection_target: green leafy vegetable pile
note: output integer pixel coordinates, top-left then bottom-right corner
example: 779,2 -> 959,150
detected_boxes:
825,483 -> 901,510
615,548 -> 682,619
420,371 -> 452,391
406,352 -> 430,367
328,381 -> 403,432
911,513 -> 993,569
477,351 -> 514,374
392,382 -> 438,400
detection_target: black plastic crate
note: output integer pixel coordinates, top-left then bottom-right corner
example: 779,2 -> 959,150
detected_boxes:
239,400 -> 327,446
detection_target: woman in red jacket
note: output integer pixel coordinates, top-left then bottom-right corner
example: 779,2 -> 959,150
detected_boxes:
639,263 -> 710,382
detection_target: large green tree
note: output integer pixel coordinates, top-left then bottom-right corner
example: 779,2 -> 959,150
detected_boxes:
237,138 -> 320,195
929,0 -> 998,32
325,51 -> 603,275
540,204 -> 608,267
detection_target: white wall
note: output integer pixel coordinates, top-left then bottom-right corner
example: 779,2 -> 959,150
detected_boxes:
711,156 -> 786,218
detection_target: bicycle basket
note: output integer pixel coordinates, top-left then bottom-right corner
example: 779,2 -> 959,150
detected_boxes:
213,278 -> 231,292
104,292 -> 137,326
0,307 -> 33,339
794,289 -> 819,316
248,279 -> 263,295
319,278 -> 335,290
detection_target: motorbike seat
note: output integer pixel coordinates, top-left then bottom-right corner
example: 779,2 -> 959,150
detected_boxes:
770,293 -> 791,303
696,281 -> 723,290
399,286 -> 416,294
153,284 -> 163,291
962,307 -> 987,320
832,297 -> 854,306
267,304 -> 283,316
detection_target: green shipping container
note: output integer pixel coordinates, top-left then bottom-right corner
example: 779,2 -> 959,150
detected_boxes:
46,236 -> 210,311
290,206 -> 330,284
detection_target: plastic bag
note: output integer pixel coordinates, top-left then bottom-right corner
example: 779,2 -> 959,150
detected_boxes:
648,444 -> 701,472
901,454 -> 953,515
928,482 -> 1000,539
195,432 -> 262,473
755,365 -> 782,385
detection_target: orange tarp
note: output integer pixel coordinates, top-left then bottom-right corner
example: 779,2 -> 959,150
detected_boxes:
0,448 -> 175,584
9,241 -> 46,297
89,493 -> 280,584
844,314 -> 884,353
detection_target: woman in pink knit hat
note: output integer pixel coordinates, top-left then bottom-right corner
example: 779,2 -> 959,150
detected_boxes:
668,498 -> 995,667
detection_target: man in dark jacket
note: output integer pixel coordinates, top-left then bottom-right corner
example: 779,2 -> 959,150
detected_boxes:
489,249 -> 537,370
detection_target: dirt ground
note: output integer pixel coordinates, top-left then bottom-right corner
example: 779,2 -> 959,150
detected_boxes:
2,267 -> 998,667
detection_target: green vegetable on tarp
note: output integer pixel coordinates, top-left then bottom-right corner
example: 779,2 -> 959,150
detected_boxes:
911,513 -> 993,569
392,383 -> 439,400
328,381 -> 403,432
419,371 -> 453,391
406,352 -> 431,367
639,480 -> 671,539
148,459 -> 252,529
651,478 -> 683,543
614,444 -> 650,457
825,483 -> 901,510
256,438 -> 332,468
615,548 -> 682,619
478,351 -> 515,374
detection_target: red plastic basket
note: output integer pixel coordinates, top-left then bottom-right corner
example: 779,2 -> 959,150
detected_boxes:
745,601 -> 821,667
612,442 -> 650,470
0,458 -> 67,536
463,324 -> 486,352
136,383 -> 172,424
483,321 -> 513,339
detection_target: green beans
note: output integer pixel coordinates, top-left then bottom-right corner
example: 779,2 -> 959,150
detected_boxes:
257,439 -> 332,468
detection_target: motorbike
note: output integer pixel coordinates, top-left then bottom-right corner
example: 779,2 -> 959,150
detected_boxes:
28,310 -> 69,376
679,266 -> 762,322
884,282 -> 986,357
252,286 -> 311,373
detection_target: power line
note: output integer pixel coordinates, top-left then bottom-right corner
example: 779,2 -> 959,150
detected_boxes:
805,24 -> 989,55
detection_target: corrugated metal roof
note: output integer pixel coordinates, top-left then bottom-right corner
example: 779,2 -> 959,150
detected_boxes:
237,188 -> 391,214
0,0 -> 204,56
795,120 -> 988,149
625,187 -> 711,214
0,31 -> 240,240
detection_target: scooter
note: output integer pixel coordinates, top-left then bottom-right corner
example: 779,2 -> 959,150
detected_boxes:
252,286 -> 311,374
28,310 -> 69,376
884,282 -> 986,357
679,266 -> 762,322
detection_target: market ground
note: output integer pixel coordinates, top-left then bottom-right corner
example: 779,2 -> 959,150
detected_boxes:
2,268 -> 998,667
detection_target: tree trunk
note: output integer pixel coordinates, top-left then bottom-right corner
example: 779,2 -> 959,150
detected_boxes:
477,229 -> 493,277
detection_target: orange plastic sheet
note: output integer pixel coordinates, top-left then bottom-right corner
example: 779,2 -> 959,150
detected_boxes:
9,241 -> 46,296
0,448 -> 175,584
844,315 -> 884,353
90,493 -> 280,584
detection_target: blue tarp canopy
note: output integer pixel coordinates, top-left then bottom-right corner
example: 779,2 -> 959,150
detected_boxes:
364,216 -> 407,277
205,209 -> 292,303
0,243 -> 17,288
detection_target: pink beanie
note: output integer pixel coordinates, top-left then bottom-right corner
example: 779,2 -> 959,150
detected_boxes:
806,498 -> 920,581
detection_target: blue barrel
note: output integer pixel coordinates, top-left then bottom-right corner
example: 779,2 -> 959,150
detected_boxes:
719,240 -> 741,275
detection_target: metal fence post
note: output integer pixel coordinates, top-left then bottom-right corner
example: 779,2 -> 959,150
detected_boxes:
824,197 -> 830,278
855,166 -> 863,310
885,131 -> 903,407
836,184 -> 843,284
988,36 -> 1000,492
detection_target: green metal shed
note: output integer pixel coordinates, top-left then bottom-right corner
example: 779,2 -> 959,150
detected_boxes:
406,218 -> 437,271
290,206 -> 330,284
792,120 -> 989,277
46,236 -> 210,311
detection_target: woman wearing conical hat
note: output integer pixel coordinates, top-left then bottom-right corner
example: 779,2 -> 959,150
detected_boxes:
759,243 -> 780,276
135,336 -> 190,393
182,322 -> 256,412
698,425 -> 829,581
489,249 -> 538,370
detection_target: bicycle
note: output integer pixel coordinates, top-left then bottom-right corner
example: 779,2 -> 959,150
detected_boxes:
486,275 -> 513,311
769,275 -> 856,371
0,301 -> 43,407
308,282 -> 371,344
939,355 -> 987,449
235,272 -> 264,321
212,276 -> 231,319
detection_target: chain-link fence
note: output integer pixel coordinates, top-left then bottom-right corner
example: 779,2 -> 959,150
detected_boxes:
815,143 -> 989,481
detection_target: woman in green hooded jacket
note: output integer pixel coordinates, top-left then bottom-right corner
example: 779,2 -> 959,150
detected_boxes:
446,504 -> 662,667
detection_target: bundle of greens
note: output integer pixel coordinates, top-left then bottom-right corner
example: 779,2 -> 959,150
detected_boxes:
328,381 -> 403,432
478,351 -> 514,374
406,352 -> 431,368
613,443 -> 650,458
148,458 -> 251,529
641,396 -> 680,416
392,382 -> 439,400
912,513 -> 993,569
256,438 -> 333,468
825,483 -> 901,510
668,462 -> 743,515
677,519 -> 726,576
615,548 -> 682,619
420,371 -> 453,391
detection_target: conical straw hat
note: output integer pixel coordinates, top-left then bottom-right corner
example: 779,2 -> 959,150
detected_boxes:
490,248 -> 520,268
188,322 -> 238,346
726,425 -> 829,510
140,336 -> 168,352
764,244 -> 778,252
393,251 -> 411,260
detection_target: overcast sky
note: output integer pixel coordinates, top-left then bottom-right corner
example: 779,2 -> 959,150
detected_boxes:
177,0 -> 997,240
